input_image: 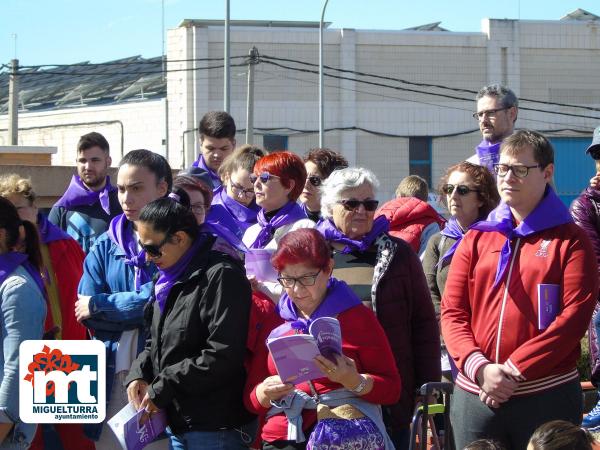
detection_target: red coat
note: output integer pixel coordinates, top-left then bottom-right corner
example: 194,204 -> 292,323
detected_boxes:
376,197 -> 445,252
441,222 -> 598,396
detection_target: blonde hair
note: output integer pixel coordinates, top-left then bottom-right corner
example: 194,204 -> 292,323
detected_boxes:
395,175 -> 428,201
0,173 -> 36,204
217,144 -> 267,180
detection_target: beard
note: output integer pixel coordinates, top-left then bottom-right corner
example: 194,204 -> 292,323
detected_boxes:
80,171 -> 106,189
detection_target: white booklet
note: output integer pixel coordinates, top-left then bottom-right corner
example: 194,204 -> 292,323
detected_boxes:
107,402 -> 167,450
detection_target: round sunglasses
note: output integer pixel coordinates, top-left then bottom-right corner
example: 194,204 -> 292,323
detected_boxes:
307,175 -> 323,187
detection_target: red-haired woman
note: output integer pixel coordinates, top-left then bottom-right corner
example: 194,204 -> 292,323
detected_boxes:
245,228 -> 400,450
242,151 -> 315,301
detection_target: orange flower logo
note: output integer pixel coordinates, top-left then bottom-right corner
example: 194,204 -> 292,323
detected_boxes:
23,345 -> 80,396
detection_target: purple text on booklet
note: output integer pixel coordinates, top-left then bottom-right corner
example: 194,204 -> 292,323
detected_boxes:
267,317 -> 342,385
245,248 -> 278,282
124,409 -> 167,450
537,283 -> 560,330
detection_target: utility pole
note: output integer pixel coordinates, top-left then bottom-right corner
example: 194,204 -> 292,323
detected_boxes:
8,59 -> 19,145
319,0 -> 330,148
224,0 -> 231,113
245,47 -> 259,145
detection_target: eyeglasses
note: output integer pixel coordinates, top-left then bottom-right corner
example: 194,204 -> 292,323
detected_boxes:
307,175 -> 322,187
472,107 -> 511,121
493,163 -> 541,178
230,181 -> 255,198
139,234 -> 171,258
191,203 -> 208,215
277,269 -> 322,288
250,172 -> 280,185
337,199 -> 379,212
441,184 -> 479,196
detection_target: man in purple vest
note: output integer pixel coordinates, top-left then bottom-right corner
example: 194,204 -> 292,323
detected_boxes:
467,84 -> 519,172
192,111 -> 236,190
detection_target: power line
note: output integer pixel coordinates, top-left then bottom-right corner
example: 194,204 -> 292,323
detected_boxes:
16,55 -> 248,69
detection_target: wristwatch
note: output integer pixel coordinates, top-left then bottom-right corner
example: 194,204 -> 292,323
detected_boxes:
350,375 -> 367,395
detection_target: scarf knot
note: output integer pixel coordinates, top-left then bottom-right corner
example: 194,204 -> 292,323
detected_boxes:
54,175 -> 115,215
251,202 -> 307,249
315,215 -> 390,254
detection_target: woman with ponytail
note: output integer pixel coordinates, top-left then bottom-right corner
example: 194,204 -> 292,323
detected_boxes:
126,189 -> 256,449
0,197 -> 46,448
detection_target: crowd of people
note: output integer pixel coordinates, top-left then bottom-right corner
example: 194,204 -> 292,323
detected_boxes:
0,83 -> 599,450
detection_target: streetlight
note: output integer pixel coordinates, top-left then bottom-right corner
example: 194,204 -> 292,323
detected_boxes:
319,0 -> 330,148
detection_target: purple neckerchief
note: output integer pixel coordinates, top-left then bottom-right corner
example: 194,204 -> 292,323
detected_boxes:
315,215 -> 390,254
251,201 -> 307,249
0,251 -> 46,298
54,175 -> 115,215
212,186 -> 260,232
202,222 -> 248,253
192,155 -> 221,189
154,234 -> 207,313
37,213 -> 70,244
107,214 -> 152,290
437,217 -> 467,267
268,278 -> 361,340
471,186 -> 573,287
475,140 -> 501,173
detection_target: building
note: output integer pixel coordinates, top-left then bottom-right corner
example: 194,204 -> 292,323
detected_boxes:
2,9 -> 600,204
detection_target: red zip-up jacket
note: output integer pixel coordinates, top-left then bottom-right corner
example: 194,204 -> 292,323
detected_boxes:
441,221 -> 598,396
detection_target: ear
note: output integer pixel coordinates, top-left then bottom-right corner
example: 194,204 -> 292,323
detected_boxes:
285,179 -> 296,196
0,228 -> 7,253
157,179 -> 169,198
326,257 -> 335,275
172,230 -> 187,246
106,155 -> 112,167
509,106 -> 518,124
543,163 -> 554,183
231,138 -> 236,148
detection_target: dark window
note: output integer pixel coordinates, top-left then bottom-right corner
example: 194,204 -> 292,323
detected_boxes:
263,135 -> 288,152
409,137 -> 432,186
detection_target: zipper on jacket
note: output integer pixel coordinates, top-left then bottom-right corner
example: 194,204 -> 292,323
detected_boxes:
495,238 -> 521,364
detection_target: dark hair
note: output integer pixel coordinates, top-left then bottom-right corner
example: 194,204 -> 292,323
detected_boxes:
272,228 -> 331,272
77,132 -> 110,154
139,187 -> 198,241
501,129 -> 554,169
173,174 -> 213,205
218,144 -> 267,179
0,197 -> 42,272
199,111 -> 236,140
304,148 -> 349,179
119,149 -> 173,193
476,84 -> 519,110
464,439 -> 506,450
254,151 -> 307,201
438,161 -> 500,218
528,420 -> 594,450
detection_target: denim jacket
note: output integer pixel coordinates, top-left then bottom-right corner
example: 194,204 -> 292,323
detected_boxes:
78,232 -> 156,440
0,266 -> 46,448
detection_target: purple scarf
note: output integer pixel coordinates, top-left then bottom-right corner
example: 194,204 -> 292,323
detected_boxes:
268,278 -> 361,339
212,186 -> 260,232
251,201 -> 307,249
0,251 -> 46,298
154,234 -> 207,313
192,155 -> 221,189
107,214 -> 152,290
438,217 -> 467,267
475,140 -> 501,173
37,213 -> 70,244
471,186 -> 573,287
202,222 -> 248,254
316,215 -> 390,254
54,175 -> 115,215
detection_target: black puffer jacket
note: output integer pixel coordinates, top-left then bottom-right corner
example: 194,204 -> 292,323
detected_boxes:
126,236 -> 254,433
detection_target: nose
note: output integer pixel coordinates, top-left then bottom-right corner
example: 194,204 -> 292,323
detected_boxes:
448,188 -> 460,201
122,190 -> 133,205
292,281 -> 306,294
502,167 -> 518,182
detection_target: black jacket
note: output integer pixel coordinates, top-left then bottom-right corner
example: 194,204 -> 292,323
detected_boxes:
126,236 -> 254,433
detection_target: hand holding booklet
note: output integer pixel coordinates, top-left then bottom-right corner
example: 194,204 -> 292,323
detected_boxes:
267,317 -> 342,385
107,402 -> 167,450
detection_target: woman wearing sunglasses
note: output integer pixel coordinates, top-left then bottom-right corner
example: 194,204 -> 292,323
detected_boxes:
316,167 -> 440,449
421,162 -> 499,381
126,190 -> 256,449
242,151 -> 315,302
299,148 -> 348,222
245,228 -> 400,450
77,149 -> 171,449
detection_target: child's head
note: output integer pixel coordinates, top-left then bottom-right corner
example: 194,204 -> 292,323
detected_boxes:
528,420 -> 594,450
464,439 -> 506,450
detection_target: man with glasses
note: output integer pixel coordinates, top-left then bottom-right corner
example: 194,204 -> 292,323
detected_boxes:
442,130 -> 597,449
467,84 -> 519,172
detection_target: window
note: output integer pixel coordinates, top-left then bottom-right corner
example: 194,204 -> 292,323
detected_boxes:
409,137 -> 432,186
263,135 -> 288,153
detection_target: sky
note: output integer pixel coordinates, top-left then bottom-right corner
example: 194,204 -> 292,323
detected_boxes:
0,0 -> 597,67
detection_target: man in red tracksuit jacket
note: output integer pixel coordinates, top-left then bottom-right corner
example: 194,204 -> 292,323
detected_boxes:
441,130 -> 598,450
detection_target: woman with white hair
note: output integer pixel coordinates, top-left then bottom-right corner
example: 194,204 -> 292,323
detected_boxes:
316,167 -> 441,450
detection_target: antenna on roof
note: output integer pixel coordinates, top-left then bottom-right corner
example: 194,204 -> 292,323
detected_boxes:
10,33 -> 17,59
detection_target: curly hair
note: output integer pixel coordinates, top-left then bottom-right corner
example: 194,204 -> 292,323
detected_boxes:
303,148 -> 349,179
438,162 -> 499,218
0,173 -> 37,204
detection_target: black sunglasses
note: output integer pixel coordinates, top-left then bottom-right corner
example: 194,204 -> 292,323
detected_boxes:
308,175 -> 322,187
337,199 -> 379,212
441,184 -> 479,196
249,172 -> 280,184
139,234 -> 171,258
